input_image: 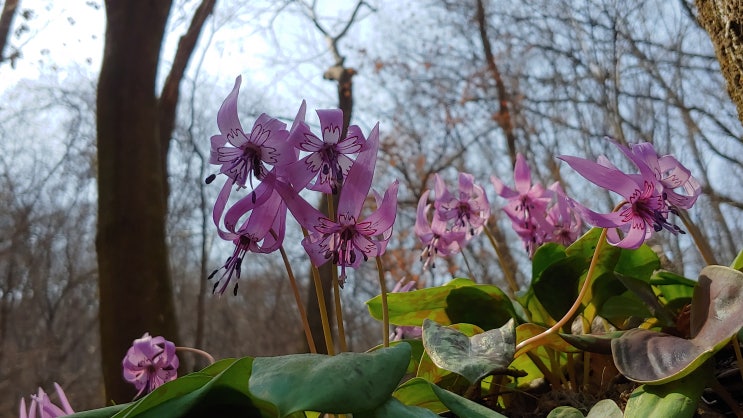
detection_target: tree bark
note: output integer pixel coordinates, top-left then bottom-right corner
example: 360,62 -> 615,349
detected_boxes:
695,0 -> 743,126
0,0 -> 19,65
96,0 -> 178,403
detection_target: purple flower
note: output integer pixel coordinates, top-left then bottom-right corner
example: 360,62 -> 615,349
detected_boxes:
389,279 -> 423,341
209,76 -> 293,190
545,183 -> 582,247
615,140 -> 701,209
285,104 -> 366,194
271,124 -> 398,285
433,172 -> 490,241
415,189 -> 466,270
122,333 -> 179,398
559,152 -> 683,249
208,181 -> 288,295
491,153 -> 552,255
19,383 -> 74,418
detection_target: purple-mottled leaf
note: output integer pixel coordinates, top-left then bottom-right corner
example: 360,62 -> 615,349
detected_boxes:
422,319 -> 515,384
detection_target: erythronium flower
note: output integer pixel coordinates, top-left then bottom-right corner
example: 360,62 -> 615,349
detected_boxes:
545,182 -> 582,246
20,383 -> 74,418
122,333 -> 179,398
209,180 -> 288,295
559,154 -> 682,249
270,124 -> 399,285
491,153 -> 553,256
613,139 -> 701,209
415,189 -> 466,270
286,103 -> 366,194
433,172 -> 490,241
208,76 -> 294,191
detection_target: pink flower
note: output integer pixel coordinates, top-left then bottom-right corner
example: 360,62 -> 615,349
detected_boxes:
433,172 -> 490,241
285,103 -> 366,194
122,333 -> 179,398
19,383 -> 74,418
271,124 -> 398,285
415,189 -> 466,270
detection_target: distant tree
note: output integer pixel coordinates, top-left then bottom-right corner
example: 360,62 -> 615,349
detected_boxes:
96,0 -> 215,403
0,0 -> 20,65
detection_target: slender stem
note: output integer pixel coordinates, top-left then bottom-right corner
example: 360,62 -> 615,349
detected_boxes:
278,243 -> 317,353
515,228 -> 609,353
310,263 -> 335,355
331,276 -> 348,352
302,226 -> 335,355
732,335 -> 743,382
175,346 -> 215,365
327,194 -> 348,352
376,256 -> 390,347
483,224 -> 518,296
677,208 -> 718,265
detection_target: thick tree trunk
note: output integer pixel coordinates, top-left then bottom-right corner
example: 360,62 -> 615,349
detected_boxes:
96,0 -> 179,403
695,0 -> 743,126
0,0 -> 19,65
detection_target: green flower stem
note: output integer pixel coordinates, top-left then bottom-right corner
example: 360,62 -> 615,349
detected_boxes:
309,263 -> 335,355
483,224 -> 519,297
677,208 -> 718,265
175,346 -> 215,365
327,195 -> 348,352
278,243 -> 317,354
376,256 -> 390,348
515,227 -> 609,354
303,226 -> 336,356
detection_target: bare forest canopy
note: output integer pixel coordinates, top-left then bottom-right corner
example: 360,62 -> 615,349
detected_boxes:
1,0 -> 742,414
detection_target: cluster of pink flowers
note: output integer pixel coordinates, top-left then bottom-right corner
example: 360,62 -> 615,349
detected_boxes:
207,76 -> 398,293
415,139 -> 700,271
19,383 -> 74,418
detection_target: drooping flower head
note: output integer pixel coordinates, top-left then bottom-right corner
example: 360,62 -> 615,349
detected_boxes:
19,383 -> 74,418
559,140 -> 696,249
491,153 -> 553,255
545,182 -> 582,247
122,333 -> 179,398
208,181 -> 288,295
433,172 -> 490,241
286,104 -> 366,194
415,189 -> 467,270
208,76 -> 294,191
271,124 -> 398,285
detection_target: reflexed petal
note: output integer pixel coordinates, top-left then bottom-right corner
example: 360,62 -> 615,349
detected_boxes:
362,180 -> 399,243
513,153 -> 533,193
336,125 -> 366,153
414,190 -> 433,240
216,76 -> 244,136
558,155 -> 638,198
316,109 -> 344,144
490,175 -> 519,199
338,123 -> 379,216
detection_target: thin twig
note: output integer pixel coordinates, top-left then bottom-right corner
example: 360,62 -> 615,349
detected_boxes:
278,243 -> 317,353
376,256 -> 390,348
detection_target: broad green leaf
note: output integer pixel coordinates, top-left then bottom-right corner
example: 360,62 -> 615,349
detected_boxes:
612,265 -> 743,384
614,241 -> 660,281
249,343 -> 410,416
67,404 -> 128,418
623,366 -> 709,418
532,242 -> 567,280
585,399 -> 623,417
393,378 -> 449,414
428,383 -> 507,418
112,358 -> 274,418
367,278 -> 516,330
355,397 -> 440,418
545,399 -> 622,418
612,273 -> 676,326
531,255 -> 585,323
731,249 -> 743,271
546,406 -> 585,418
422,319 -> 515,384
558,331 -> 624,355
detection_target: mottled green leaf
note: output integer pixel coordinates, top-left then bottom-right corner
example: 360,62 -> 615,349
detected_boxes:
249,343 -> 410,416
623,366 -> 708,418
612,265 -> 743,384
422,319 -> 515,384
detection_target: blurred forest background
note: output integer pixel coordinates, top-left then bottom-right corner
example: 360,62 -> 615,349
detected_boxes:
2,0 -> 743,414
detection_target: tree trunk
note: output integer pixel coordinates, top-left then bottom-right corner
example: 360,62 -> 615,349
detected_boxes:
0,0 -> 19,65
695,0 -> 743,126
96,0 -> 179,403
